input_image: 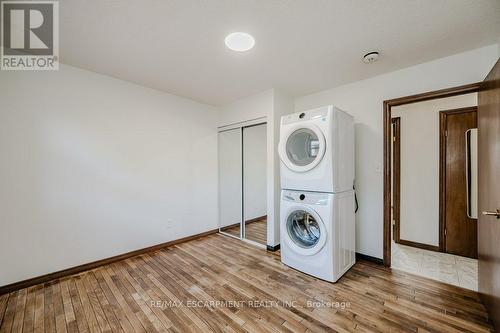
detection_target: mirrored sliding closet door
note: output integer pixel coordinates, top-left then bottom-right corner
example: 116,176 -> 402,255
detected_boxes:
242,123 -> 267,245
218,128 -> 242,238
218,120 -> 267,247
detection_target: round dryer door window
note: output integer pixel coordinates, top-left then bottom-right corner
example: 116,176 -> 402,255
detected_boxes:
286,128 -> 320,166
286,209 -> 327,255
280,124 -> 326,173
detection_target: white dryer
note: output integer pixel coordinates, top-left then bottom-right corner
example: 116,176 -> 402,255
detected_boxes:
280,189 -> 355,282
278,106 -> 354,193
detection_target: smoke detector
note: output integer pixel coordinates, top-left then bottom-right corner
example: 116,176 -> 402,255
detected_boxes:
363,51 -> 379,64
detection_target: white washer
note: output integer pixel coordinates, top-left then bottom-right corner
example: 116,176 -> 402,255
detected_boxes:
280,189 -> 355,282
278,106 -> 354,193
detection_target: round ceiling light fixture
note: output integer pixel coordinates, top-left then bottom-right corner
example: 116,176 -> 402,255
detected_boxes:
363,51 -> 379,63
225,32 -> 255,52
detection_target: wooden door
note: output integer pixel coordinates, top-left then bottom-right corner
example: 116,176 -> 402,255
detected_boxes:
478,59 -> 500,331
440,107 -> 477,258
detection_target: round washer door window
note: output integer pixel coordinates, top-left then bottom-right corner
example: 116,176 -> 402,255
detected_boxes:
285,208 -> 327,255
279,124 -> 326,173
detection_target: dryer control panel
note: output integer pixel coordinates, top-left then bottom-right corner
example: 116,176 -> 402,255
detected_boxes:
281,106 -> 331,125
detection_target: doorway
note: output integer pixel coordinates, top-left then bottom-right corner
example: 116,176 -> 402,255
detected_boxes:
386,85 -> 481,290
218,119 -> 268,247
384,83 -> 482,268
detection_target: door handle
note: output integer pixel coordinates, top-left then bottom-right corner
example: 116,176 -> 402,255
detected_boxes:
481,209 -> 500,219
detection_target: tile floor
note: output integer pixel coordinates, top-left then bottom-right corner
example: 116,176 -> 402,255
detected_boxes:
391,242 -> 478,291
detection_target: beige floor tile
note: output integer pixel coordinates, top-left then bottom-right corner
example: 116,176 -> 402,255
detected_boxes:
391,242 -> 477,291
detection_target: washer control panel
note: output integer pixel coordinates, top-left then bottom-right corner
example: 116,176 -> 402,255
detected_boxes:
282,190 -> 329,205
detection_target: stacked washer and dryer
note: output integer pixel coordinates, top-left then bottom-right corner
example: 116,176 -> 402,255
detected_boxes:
278,105 -> 356,282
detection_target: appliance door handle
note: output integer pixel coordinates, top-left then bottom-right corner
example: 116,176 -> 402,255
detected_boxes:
481,209 -> 500,219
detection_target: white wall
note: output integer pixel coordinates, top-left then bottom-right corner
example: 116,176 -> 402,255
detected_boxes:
243,124 -> 267,221
294,44 -> 499,259
392,94 -> 477,246
270,90 -> 294,246
218,90 -> 273,126
0,64 -> 219,286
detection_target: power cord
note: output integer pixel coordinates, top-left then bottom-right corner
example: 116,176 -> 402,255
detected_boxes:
353,184 -> 359,213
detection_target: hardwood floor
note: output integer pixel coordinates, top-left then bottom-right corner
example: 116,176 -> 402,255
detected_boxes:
221,218 -> 267,245
220,223 -> 241,238
0,233 -> 493,332
244,219 -> 266,245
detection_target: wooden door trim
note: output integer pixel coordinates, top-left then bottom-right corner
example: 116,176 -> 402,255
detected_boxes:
439,106 -> 478,254
391,117 -> 401,244
383,82 -> 481,267
397,239 -> 440,252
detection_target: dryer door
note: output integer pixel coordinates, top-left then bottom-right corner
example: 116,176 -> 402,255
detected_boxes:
284,206 -> 327,256
279,123 -> 326,173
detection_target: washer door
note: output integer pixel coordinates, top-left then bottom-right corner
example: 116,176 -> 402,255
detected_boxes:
279,123 -> 326,173
284,206 -> 327,256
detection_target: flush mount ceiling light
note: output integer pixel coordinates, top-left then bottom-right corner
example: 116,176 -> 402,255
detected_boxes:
363,51 -> 379,63
225,32 -> 255,52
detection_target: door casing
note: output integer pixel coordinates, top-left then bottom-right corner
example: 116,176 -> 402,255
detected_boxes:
382,82 -> 482,266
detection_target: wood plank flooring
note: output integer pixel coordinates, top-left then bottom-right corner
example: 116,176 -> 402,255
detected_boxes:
244,219 -> 267,245
0,233 -> 493,332
221,218 -> 267,245
219,223 -> 241,238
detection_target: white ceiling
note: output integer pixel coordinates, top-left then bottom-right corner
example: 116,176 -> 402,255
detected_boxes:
60,0 -> 500,106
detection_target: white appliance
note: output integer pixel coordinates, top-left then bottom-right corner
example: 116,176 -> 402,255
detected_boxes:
278,106 -> 354,193
280,189 -> 356,282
